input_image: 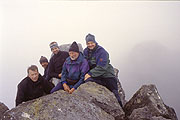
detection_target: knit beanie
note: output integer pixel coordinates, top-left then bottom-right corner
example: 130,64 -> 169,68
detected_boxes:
69,41 -> 79,53
49,42 -> 59,50
85,33 -> 97,44
39,56 -> 48,64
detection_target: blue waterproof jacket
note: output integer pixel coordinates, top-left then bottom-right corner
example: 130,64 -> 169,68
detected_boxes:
61,53 -> 89,89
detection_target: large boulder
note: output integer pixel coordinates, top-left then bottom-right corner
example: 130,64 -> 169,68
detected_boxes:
123,84 -> 178,120
2,82 -> 125,120
0,102 -> 9,119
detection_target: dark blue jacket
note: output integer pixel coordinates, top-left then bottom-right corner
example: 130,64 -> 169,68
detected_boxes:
48,51 -> 69,79
83,45 -> 115,78
61,53 -> 89,89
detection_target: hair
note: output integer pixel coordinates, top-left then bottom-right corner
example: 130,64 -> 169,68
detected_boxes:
27,65 -> 38,74
39,56 -> 48,64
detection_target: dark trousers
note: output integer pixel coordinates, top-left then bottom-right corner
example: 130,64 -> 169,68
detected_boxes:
50,82 -> 75,93
50,82 -> 64,93
85,77 -> 123,108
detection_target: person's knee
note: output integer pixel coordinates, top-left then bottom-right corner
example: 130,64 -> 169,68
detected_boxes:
50,88 -> 55,93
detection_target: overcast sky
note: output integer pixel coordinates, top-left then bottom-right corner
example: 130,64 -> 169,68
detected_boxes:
0,0 -> 180,118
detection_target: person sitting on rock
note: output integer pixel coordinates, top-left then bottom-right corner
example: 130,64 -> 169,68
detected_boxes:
83,33 -> 123,108
15,65 -> 54,106
50,41 -> 89,94
48,41 -> 69,86
39,56 -> 51,81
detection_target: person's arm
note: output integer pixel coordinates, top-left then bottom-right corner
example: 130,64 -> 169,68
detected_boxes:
88,49 -> 109,77
60,62 -> 68,85
60,61 -> 71,92
44,65 -> 51,81
43,77 -> 54,94
15,84 -> 25,106
48,58 -> 60,78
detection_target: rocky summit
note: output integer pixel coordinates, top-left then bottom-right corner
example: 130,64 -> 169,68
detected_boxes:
1,82 -> 178,120
2,82 -> 125,120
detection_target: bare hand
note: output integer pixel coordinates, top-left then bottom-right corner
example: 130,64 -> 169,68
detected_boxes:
63,83 -> 70,92
84,74 -> 91,81
69,88 -> 75,94
58,73 -> 62,78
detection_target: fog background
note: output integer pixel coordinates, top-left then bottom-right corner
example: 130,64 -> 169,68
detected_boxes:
0,1 -> 180,118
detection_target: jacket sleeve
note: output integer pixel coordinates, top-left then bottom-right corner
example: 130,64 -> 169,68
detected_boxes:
43,78 -> 54,94
73,59 -> 89,89
60,62 -> 68,84
44,65 -> 50,81
88,49 -> 109,77
48,58 -> 60,78
15,84 -> 25,106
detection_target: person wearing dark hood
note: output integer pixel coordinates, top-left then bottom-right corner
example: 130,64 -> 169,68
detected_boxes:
51,41 -> 89,94
15,65 -> 54,106
48,42 -> 69,86
39,56 -> 51,81
83,33 -> 123,108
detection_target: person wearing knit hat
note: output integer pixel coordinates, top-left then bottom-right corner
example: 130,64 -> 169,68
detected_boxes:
69,41 -> 79,53
49,42 -> 60,55
51,41 -> 89,94
39,56 -> 51,81
69,41 -> 80,61
85,33 -> 97,44
48,41 -> 69,86
83,33 -> 123,108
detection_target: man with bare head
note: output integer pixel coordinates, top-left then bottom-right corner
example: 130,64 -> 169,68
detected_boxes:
15,65 -> 54,106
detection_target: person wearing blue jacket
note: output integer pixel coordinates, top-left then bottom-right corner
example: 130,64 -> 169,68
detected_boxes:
51,41 -> 89,94
83,33 -> 123,108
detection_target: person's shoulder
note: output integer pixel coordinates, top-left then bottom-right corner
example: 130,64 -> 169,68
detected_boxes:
18,77 -> 29,87
61,51 -> 69,56
83,47 -> 88,54
84,47 -> 88,51
96,45 -> 106,53
38,74 -> 44,80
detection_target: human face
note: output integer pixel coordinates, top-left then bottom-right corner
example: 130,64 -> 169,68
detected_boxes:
87,41 -> 96,50
28,70 -> 39,82
41,62 -> 48,69
69,51 -> 79,60
51,47 -> 59,55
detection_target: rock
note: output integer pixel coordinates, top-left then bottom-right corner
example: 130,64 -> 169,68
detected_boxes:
114,68 -> 126,106
123,84 -> 178,120
2,82 -> 125,120
0,102 -> 9,119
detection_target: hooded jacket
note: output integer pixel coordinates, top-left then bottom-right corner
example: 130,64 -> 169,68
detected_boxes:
83,45 -> 115,78
61,53 -> 89,89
